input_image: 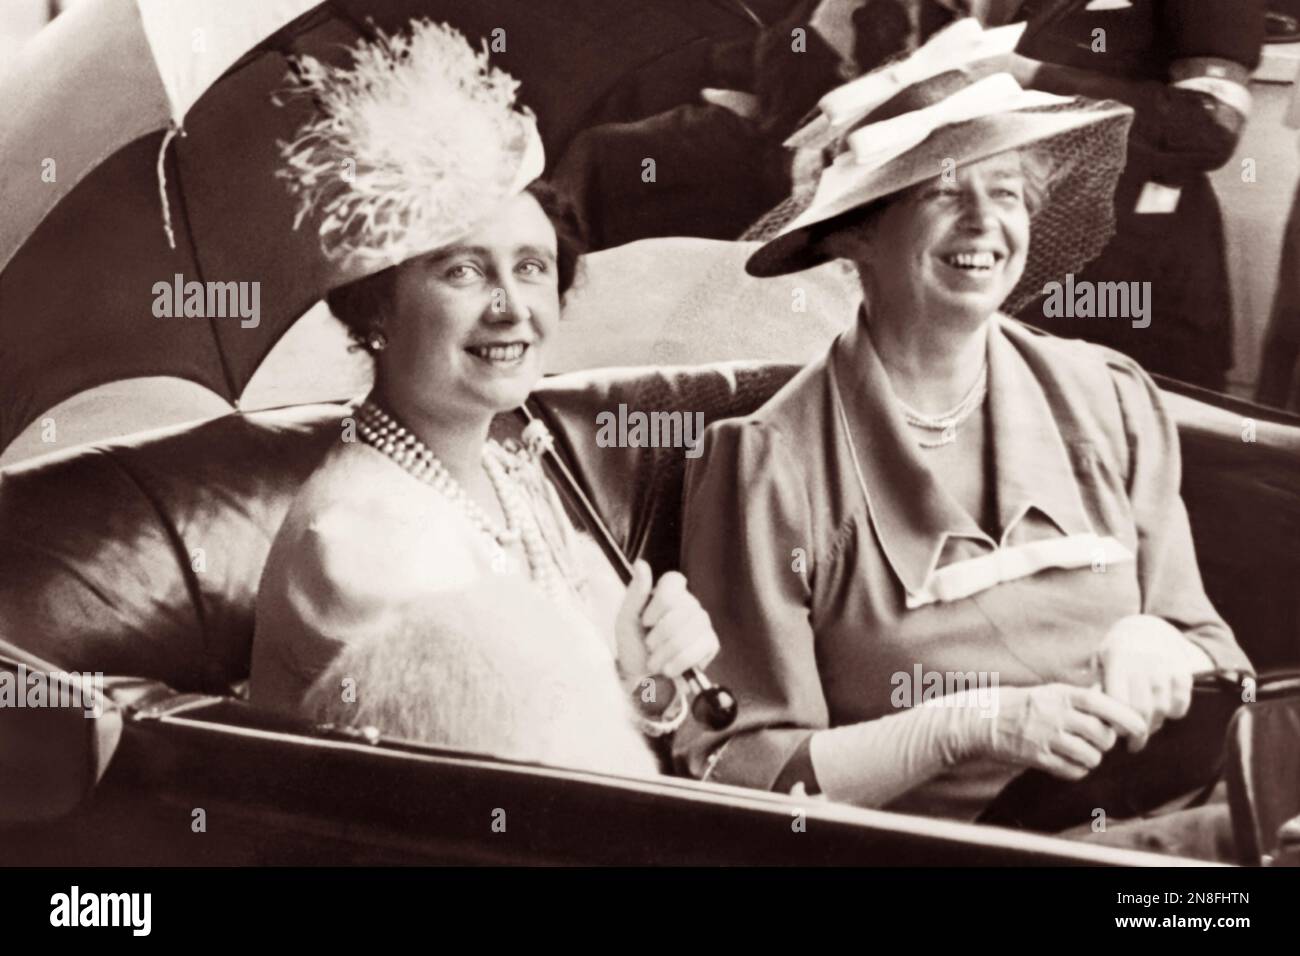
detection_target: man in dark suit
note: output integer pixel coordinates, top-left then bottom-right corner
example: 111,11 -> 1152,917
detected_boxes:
552,0 -> 929,250
1256,185 -> 1300,411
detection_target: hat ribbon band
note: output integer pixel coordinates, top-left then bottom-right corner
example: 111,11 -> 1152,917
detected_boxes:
842,73 -> 1069,172
788,18 -> 1027,151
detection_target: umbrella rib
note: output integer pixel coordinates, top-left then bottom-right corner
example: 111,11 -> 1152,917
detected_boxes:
162,140 -> 240,406
720,0 -> 766,27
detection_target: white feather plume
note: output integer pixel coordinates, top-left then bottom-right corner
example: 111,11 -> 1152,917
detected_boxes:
277,19 -> 539,272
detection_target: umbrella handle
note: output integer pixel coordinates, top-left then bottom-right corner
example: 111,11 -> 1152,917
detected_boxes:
518,407 -> 737,731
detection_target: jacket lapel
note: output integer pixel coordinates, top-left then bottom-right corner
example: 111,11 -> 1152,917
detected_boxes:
985,318 -> 1095,542
829,316 -> 1097,602
829,327 -> 989,599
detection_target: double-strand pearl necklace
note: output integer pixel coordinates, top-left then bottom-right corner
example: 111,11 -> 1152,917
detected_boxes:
354,400 -> 564,600
897,361 -> 989,449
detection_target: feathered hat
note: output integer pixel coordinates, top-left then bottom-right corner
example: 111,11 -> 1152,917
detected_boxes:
743,19 -> 1134,313
277,19 -> 545,288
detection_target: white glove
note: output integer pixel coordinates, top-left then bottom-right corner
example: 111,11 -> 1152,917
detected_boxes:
809,682 -> 1148,807
614,560 -> 719,680
984,683 -> 1148,780
1097,615 -> 1214,752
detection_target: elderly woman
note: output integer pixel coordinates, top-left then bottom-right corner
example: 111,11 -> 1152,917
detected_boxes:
250,21 -> 717,777
674,43 -> 1252,838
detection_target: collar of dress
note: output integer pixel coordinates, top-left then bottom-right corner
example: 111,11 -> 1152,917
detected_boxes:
828,313 -> 1129,607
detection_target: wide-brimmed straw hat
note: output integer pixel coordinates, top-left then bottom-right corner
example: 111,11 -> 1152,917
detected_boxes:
744,20 -> 1134,312
276,19 -> 545,290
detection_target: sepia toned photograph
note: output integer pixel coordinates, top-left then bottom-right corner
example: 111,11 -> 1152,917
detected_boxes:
2,0 -> 1299,929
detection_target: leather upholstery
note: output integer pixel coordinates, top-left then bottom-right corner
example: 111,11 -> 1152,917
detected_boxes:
2,361 -> 1298,694
1226,690 -> 1300,864
1172,400 -> 1300,671
0,404 -> 339,692
524,362 -> 799,576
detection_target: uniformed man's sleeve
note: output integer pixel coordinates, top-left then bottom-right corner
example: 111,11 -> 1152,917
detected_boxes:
1022,0 -> 1263,179
672,418 -> 830,789
1108,358 -> 1254,673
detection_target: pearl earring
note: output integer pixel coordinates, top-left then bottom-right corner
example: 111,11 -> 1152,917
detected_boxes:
366,328 -> 389,352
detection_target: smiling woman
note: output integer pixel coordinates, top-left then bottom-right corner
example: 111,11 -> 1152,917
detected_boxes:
675,23 -> 1253,862
248,19 -> 720,776
822,145 -> 1056,264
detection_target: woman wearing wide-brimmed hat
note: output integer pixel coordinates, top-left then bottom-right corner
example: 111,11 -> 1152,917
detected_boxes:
674,22 -> 1251,849
249,20 -> 718,777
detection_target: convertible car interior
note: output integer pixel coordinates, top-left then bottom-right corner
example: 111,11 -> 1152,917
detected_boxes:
2,343 -> 1300,865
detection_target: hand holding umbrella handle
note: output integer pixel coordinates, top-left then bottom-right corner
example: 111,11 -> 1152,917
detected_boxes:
519,411 -> 737,731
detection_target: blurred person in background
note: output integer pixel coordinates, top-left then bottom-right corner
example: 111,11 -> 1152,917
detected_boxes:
554,0 -> 954,249
1255,70 -> 1300,411
1256,189 -> 1300,412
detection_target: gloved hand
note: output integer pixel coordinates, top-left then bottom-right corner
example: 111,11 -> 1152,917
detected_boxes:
982,683 -> 1148,780
614,560 -> 719,679
1098,614 -> 1214,752
809,681 -> 1147,808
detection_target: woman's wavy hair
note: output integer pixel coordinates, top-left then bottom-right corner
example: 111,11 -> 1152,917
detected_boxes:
325,179 -> 587,354
816,146 -> 1057,261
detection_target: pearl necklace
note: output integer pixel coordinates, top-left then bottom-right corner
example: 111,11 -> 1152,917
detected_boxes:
354,400 -> 565,600
897,363 -> 988,449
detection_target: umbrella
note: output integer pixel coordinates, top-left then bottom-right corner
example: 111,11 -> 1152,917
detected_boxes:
0,0 -> 770,451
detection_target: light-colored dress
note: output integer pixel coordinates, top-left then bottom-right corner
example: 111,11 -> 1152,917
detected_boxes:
249,429 -> 659,778
674,315 -> 1251,819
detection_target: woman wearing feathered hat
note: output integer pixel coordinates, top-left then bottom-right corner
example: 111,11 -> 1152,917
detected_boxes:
249,20 -> 718,777
675,21 -> 1251,852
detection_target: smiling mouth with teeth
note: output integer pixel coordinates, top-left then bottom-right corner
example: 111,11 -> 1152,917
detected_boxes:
942,251 -> 1003,273
466,342 -> 529,365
